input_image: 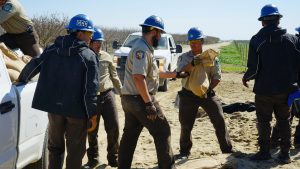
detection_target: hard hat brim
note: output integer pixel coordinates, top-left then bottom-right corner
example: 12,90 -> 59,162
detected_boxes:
258,14 -> 283,21
139,24 -> 166,33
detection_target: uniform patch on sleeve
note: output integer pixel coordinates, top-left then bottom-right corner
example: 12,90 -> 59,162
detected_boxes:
135,50 -> 145,60
2,3 -> 13,12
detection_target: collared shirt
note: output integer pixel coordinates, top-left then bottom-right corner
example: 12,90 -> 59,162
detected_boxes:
121,37 -> 159,95
177,50 -> 221,90
97,51 -> 122,95
0,0 -> 33,34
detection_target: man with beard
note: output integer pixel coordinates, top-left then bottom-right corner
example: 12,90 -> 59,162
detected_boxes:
243,4 -> 300,164
118,15 -> 188,169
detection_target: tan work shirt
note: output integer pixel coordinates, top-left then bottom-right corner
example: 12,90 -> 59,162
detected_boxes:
177,50 -> 221,90
0,0 -> 33,34
121,38 -> 159,95
97,51 -> 122,95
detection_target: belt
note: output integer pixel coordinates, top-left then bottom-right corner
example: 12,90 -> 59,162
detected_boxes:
122,92 -> 155,97
181,88 -> 207,99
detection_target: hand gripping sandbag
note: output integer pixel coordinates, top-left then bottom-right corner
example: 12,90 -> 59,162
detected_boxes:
196,48 -> 219,67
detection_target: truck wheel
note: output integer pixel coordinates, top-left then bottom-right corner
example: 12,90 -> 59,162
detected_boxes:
158,79 -> 168,92
25,128 -> 49,169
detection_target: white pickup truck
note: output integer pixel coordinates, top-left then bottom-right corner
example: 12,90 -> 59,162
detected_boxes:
0,51 -> 48,169
112,32 -> 182,91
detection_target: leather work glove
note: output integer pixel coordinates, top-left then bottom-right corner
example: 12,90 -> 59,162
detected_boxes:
176,71 -> 190,78
145,101 -> 158,121
191,57 -> 201,66
242,78 -> 249,88
87,115 -> 97,133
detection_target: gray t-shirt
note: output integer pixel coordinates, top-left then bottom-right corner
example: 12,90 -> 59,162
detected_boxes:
121,38 -> 159,95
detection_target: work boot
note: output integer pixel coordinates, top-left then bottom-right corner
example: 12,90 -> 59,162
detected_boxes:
250,150 -> 271,161
108,158 -> 118,167
81,160 -> 100,169
277,151 -> 291,164
174,152 -> 190,160
222,147 -> 237,154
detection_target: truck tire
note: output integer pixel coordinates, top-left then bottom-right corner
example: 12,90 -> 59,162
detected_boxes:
158,79 -> 168,92
25,128 -> 49,169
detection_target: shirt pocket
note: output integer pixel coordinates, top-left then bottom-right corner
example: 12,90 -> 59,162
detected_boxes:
99,61 -> 110,75
149,61 -> 159,81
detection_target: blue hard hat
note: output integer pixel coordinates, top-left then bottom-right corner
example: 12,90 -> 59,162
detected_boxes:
92,28 -> 105,41
187,27 -> 206,41
140,15 -> 165,33
258,4 -> 282,21
65,14 -> 94,32
296,27 -> 300,33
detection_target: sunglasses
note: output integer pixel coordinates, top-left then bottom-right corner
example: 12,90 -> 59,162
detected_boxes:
189,39 -> 204,44
82,31 -> 93,38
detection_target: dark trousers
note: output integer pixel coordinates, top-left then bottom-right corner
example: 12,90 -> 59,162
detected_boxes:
48,113 -> 87,169
118,95 -> 175,169
271,105 -> 300,144
0,30 -> 40,57
255,94 -> 291,153
178,88 -> 232,154
87,89 -> 119,164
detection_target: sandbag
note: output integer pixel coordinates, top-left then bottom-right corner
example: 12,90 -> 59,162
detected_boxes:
0,42 -> 27,82
187,49 -> 219,97
0,42 -> 19,60
187,65 -> 210,97
3,53 -> 26,72
7,69 -> 20,82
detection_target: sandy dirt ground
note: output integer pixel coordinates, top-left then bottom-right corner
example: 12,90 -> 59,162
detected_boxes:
79,43 -> 300,169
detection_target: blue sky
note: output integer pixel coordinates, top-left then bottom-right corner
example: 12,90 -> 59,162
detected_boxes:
20,0 -> 299,40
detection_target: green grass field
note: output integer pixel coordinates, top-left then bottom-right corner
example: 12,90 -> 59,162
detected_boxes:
218,42 -> 248,73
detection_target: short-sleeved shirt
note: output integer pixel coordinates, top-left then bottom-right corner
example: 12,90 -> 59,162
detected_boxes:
97,51 -> 122,95
121,37 -> 159,95
177,51 -> 221,89
0,0 -> 33,34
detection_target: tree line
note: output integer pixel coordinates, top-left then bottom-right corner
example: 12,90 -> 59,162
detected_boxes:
0,13 -> 220,52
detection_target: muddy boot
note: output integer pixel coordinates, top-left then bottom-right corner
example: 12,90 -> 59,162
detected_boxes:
108,158 -> 118,167
174,152 -> 190,160
81,160 -> 100,169
277,151 -> 291,164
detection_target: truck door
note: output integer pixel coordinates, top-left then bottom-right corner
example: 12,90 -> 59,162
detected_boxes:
168,37 -> 177,71
0,52 -> 18,169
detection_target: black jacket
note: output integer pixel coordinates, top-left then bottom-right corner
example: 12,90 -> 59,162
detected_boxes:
243,24 -> 300,95
19,35 -> 99,119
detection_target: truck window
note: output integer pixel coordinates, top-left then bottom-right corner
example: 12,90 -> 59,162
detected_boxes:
156,37 -> 168,50
123,35 -> 141,48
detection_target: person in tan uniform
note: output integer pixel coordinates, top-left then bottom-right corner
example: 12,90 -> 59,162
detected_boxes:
82,28 -> 122,169
0,0 -> 40,57
118,15 -> 188,169
175,27 -> 233,159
